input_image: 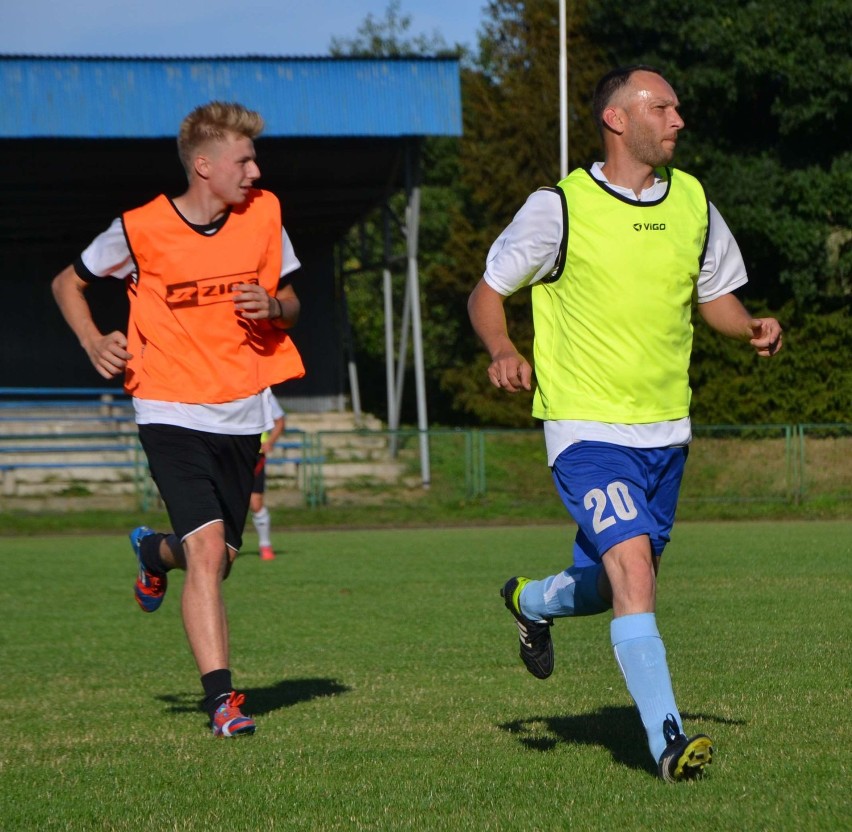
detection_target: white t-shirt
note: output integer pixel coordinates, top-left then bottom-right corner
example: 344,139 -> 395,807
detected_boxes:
78,210 -> 301,435
265,387 -> 285,422
483,163 -> 749,464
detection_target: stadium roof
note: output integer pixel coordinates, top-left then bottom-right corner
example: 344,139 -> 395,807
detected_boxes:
1,56 -> 463,408
0,55 -> 462,246
0,55 -> 462,139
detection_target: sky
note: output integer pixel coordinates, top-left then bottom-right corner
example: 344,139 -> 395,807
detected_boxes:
0,1 -> 485,57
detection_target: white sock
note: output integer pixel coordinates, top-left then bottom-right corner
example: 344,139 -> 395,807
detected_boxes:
252,506 -> 271,547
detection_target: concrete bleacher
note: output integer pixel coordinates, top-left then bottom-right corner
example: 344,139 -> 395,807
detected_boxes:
0,388 -> 336,503
0,388 -> 141,498
0,388 -> 405,507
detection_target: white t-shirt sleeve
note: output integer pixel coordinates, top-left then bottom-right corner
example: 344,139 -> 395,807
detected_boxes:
697,202 -> 749,302
267,388 -> 285,420
80,219 -> 301,281
483,189 -> 563,296
79,218 -> 134,279
484,185 -> 749,305
281,227 -> 301,278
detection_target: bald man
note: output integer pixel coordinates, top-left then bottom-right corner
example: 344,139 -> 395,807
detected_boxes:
469,65 -> 782,781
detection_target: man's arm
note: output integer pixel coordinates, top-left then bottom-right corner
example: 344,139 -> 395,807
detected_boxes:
468,278 -> 532,392
261,415 -> 286,456
270,284 -> 300,330
51,264 -> 132,379
698,292 -> 783,357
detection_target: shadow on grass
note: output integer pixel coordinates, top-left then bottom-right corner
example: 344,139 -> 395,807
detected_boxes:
499,706 -> 744,775
156,677 -> 351,717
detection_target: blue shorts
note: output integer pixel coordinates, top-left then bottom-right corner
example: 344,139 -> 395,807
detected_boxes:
551,441 -> 688,568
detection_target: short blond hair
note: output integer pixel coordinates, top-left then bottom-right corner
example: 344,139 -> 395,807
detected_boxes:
177,101 -> 265,174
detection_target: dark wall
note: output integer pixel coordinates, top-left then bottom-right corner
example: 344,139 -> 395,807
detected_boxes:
1,236 -> 340,397
0,138 -> 345,396
273,246 -> 342,399
1,239 -> 127,389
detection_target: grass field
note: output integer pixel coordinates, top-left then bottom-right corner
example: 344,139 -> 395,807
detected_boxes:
1,521 -> 850,831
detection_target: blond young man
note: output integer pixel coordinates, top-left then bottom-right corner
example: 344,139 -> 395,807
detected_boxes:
52,101 -> 305,737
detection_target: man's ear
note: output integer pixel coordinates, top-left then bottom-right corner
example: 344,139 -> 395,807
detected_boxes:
193,154 -> 210,180
602,105 -> 625,135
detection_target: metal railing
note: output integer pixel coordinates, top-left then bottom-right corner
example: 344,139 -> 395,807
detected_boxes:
0,389 -> 848,512
300,424 -> 851,509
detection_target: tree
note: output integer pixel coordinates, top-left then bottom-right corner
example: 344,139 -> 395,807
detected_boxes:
436,0 -> 606,425
329,0 -> 454,57
327,2 -> 466,424
579,0 -> 852,425
583,0 -> 852,310
443,0 -> 851,426
332,1 -> 852,427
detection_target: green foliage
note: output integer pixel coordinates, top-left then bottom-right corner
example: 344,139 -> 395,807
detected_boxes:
456,0 -> 604,217
328,0 -> 456,57
583,0 -> 852,309
691,305 -> 852,424
332,1 -> 850,428
434,1 -> 606,425
339,140 -> 465,423
327,4 -> 472,424
696,152 -> 852,308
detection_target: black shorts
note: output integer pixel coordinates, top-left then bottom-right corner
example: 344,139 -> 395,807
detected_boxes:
252,452 -> 267,494
138,424 -> 260,551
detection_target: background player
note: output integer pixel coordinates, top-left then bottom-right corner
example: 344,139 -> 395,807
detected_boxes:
251,387 -> 286,560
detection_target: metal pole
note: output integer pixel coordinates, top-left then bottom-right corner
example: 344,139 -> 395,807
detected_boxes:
559,0 -> 569,179
405,145 -> 431,488
477,429 -> 486,496
464,430 -> 473,498
382,205 -> 398,433
339,282 -> 362,425
394,276 -> 411,429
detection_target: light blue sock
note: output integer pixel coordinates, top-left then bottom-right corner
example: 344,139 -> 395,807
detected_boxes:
611,613 -> 682,763
519,564 -> 612,621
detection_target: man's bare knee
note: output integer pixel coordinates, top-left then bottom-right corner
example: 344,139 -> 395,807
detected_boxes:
602,536 -> 657,616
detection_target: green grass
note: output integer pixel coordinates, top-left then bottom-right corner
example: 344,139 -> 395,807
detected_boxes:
0,490 -> 848,537
2,522 -> 850,830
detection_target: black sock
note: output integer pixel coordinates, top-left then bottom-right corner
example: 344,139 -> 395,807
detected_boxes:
201,669 -> 233,719
164,534 -> 183,567
140,533 -> 168,575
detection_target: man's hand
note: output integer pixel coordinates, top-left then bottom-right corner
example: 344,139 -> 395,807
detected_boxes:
698,295 -> 783,358
749,318 -> 783,357
488,351 -> 533,393
234,283 -> 299,328
233,282 -> 275,320
84,331 -> 132,379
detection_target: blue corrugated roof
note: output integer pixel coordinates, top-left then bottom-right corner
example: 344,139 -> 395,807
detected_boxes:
0,56 -> 462,139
